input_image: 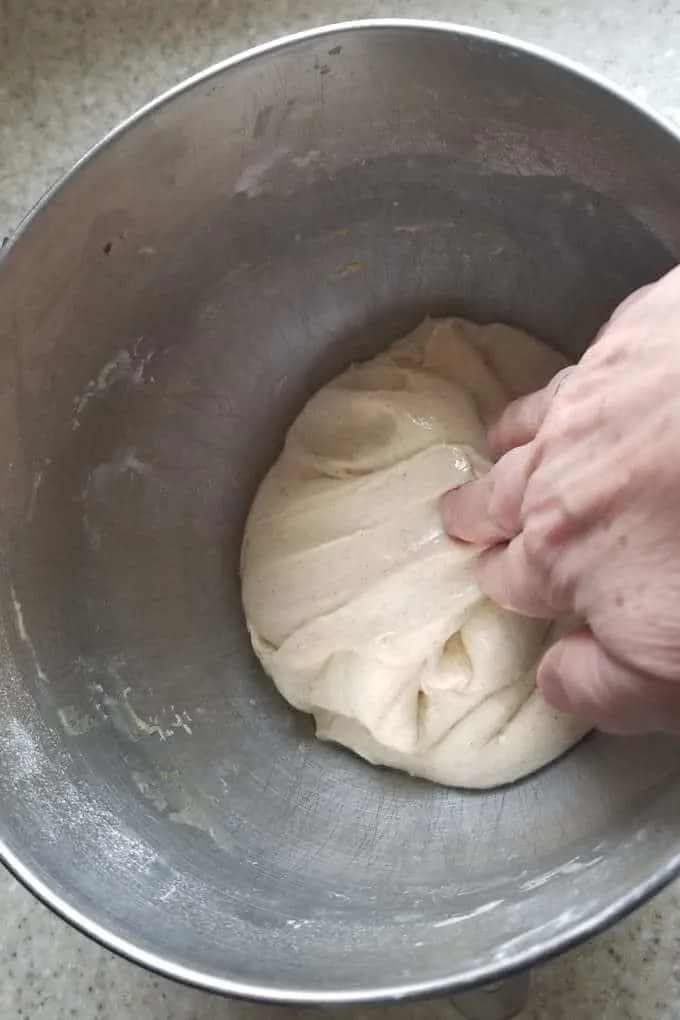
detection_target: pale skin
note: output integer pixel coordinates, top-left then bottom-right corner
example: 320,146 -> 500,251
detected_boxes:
441,265 -> 680,735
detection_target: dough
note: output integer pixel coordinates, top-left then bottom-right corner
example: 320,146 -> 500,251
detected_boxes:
240,318 -> 589,788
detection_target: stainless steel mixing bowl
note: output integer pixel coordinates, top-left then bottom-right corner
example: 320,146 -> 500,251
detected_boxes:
2,19 -> 680,1016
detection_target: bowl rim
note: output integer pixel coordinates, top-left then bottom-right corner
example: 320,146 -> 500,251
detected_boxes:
2,16 -> 680,1006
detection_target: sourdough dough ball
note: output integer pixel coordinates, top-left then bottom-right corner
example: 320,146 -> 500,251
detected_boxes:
240,318 -> 589,788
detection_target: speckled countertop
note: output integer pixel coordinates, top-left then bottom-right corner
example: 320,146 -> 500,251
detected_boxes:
2,1 -> 680,1018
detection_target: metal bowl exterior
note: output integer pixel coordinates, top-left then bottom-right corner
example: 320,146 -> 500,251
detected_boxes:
1,19 -> 680,1005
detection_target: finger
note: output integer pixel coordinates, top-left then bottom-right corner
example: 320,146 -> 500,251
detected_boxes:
440,442 -> 536,547
476,534 -> 560,618
606,282 -> 655,326
489,367 -> 573,458
594,269 -> 680,346
600,270 -> 679,336
538,627 -> 680,734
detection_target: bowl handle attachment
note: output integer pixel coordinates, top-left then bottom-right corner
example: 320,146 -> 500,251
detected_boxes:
452,971 -> 530,1020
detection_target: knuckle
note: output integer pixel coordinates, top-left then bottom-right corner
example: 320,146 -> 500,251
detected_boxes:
540,401 -> 574,442
522,518 -> 575,612
512,392 -> 542,436
522,520 -> 556,574
550,366 -> 573,398
486,478 -> 518,537
485,445 -> 533,538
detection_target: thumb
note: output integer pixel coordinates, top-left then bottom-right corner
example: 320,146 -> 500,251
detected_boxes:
441,442 -> 535,546
538,627 -> 680,735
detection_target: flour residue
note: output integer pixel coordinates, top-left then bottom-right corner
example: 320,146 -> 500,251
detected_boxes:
57,705 -> 97,737
71,337 -> 154,429
519,853 -> 605,892
89,681 -> 193,742
233,148 -> 290,198
27,470 -> 43,521
432,898 -> 504,929
9,586 -> 49,686
6,719 -> 158,876
81,450 -> 154,551
6,717 -> 42,782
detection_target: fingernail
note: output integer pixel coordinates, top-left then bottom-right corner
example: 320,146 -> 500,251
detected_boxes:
440,483 -> 469,508
539,667 -> 573,714
446,478 -> 474,494
439,492 -> 454,531
439,484 -> 470,527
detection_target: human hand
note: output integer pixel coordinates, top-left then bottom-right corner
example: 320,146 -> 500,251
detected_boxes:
441,266 -> 680,734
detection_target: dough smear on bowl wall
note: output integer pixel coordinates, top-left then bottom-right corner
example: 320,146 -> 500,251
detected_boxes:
240,318 -> 589,789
